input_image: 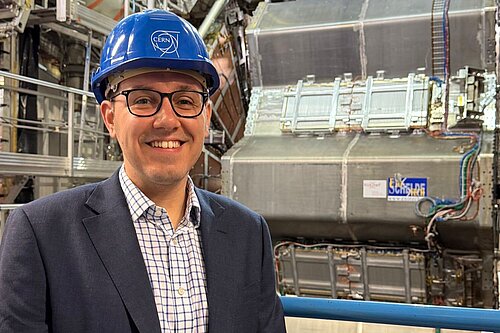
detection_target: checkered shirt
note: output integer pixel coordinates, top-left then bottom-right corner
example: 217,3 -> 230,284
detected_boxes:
119,166 -> 208,332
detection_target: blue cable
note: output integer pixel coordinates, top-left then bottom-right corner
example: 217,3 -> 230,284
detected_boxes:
458,141 -> 479,198
429,76 -> 443,86
438,133 -> 477,198
415,133 -> 480,217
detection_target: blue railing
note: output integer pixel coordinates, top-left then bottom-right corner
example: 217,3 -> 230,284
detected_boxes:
281,296 -> 500,332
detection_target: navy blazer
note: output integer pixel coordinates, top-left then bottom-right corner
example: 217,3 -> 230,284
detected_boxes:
0,171 -> 285,332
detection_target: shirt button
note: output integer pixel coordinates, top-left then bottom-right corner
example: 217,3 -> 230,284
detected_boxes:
154,207 -> 162,216
178,287 -> 185,296
172,238 -> 178,246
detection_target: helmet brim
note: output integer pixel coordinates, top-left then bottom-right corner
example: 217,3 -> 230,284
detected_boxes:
92,57 -> 220,104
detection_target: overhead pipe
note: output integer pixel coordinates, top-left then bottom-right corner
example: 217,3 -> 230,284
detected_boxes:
281,296 -> 500,332
198,0 -> 229,38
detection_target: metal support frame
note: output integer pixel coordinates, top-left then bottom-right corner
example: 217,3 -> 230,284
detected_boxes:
0,71 -> 94,98
67,92 -> 74,177
291,80 -> 303,133
327,246 -> 337,299
74,4 -> 116,36
211,69 -> 238,146
360,248 -> 369,300
9,31 -> 18,153
77,31 -> 93,158
0,71 -> 120,178
404,73 -> 415,129
94,104 -> 103,159
41,23 -> 103,48
231,117 -> 244,143
280,74 -> 431,133
13,0 -> 32,33
0,204 -> 23,238
42,96 -> 50,155
202,147 -> 220,163
124,0 -> 130,18
290,245 -> 300,296
1,175 -> 29,204
493,1 -> 500,278
222,40 -> 246,144
328,78 -> 341,132
198,0 -> 229,38
360,76 -> 373,130
403,249 -> 411,303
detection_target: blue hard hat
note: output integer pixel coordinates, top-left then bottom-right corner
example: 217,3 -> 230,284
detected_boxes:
91,9 -> 220,103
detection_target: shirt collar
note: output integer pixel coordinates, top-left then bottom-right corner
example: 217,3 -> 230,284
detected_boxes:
185,177 -> 201,228
118,165 -> 201,227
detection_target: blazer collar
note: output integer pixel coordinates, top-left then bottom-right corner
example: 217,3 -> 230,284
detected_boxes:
195,187 -> 227,284
82,170 -> 161,333
195,188 -> 226,237
195,188 -> 238,331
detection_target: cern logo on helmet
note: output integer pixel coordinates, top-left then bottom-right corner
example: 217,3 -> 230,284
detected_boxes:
151,30 -> 180,57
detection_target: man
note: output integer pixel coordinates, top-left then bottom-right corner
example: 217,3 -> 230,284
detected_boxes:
0,9 -> 286,333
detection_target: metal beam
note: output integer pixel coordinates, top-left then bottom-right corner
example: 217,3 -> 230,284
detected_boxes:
75,4 -> 116,36
42,22 -> 103,48
198,0 -> 229,38
0,71 -> 95,97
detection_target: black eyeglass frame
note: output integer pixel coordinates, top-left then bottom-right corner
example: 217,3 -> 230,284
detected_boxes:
109,88 -> 209,119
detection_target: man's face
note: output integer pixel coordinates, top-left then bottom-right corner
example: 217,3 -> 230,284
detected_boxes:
100,71 -> 211,191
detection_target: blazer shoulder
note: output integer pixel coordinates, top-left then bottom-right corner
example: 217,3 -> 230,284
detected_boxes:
196,188 -> 262,222
19,181 -> 101,216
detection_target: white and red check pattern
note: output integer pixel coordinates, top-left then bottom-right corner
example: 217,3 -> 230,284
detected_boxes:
119,166 -> 208,332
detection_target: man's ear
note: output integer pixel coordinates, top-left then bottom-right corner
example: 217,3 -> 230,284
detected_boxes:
100,100 -> 117,138
204,100 -> 213,137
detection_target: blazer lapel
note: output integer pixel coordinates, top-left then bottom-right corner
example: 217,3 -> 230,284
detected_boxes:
197,189 -> 236,331
82,172 -> 161,333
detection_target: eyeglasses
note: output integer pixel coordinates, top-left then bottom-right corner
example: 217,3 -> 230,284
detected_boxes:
110,88 -> 209,118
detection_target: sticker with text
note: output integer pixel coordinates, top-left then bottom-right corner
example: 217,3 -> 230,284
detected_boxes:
363,180 -> 387,198
387,177 -> 427,202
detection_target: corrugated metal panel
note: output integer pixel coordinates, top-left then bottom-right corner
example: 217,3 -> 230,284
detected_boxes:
246,0 -> 495,86
0,152 -> 120,178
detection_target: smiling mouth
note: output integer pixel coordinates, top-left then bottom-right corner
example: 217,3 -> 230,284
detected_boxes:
148,140 -> 182,149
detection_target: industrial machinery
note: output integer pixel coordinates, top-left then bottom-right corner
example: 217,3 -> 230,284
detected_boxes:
1,0 -> 499,314
0,0 -> 251,222
222,0 -> 500,308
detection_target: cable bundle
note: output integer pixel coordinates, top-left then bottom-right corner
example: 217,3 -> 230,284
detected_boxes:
415,132 -> 482,250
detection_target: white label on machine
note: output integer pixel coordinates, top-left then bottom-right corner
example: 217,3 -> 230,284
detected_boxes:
363,180 -> 387,198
